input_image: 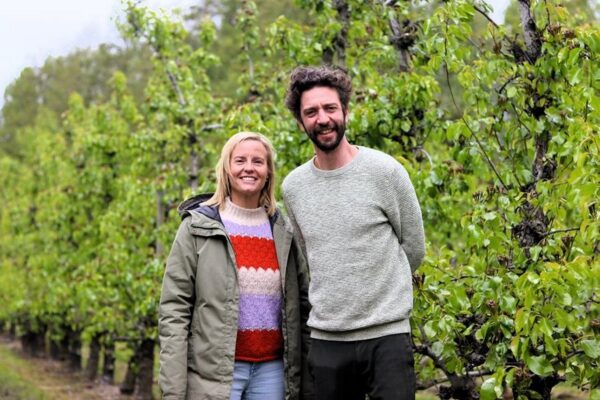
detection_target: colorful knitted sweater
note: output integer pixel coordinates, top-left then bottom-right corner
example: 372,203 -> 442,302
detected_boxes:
220,198 -> 283,362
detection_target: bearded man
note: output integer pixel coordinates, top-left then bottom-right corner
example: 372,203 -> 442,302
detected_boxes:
282,65 -> 426,400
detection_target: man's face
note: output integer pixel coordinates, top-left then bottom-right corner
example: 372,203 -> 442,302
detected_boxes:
299,86 -> 347,153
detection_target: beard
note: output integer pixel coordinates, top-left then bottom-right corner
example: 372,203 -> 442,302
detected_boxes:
305,120 -> 346,153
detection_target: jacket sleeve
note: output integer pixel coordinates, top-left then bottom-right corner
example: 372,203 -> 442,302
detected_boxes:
288,221 -> 314,400
283,194 -> 309,262
158,219 -> 197,400
387,164 -> 426,272
297,242 -> 314,400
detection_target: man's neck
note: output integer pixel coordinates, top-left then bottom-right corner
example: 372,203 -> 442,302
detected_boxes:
314,139 -> 358,170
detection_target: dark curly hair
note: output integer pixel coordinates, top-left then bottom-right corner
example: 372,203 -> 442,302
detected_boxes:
285,65 -> 352,122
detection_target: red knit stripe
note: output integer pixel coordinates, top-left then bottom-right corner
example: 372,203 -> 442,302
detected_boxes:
229,236 -> 279,270
235,330 -> 283,362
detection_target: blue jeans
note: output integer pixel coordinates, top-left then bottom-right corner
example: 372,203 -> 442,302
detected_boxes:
229,359 -> 285,400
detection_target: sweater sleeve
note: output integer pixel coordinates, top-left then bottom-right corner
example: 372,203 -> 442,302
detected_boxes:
387,164 -> 425,272
158,219 -> 196,400
282,183 -> 309,260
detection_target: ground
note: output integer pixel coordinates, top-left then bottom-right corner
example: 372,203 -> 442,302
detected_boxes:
0,335 -> 129,400
0,334 -> 591,399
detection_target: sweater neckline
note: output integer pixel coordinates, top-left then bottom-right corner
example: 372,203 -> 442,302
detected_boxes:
310,146 -> 364,177
222,197 -> 268,224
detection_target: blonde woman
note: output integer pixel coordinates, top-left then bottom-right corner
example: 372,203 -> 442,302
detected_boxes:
158,132 -> 311,400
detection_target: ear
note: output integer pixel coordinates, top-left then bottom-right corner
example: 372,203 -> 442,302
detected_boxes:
343,107 -> 350,123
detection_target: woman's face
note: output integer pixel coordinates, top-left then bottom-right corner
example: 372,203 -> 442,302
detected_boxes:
228,139 -> 269,208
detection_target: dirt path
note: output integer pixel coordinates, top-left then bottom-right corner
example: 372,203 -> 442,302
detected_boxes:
0,335 -> 131,400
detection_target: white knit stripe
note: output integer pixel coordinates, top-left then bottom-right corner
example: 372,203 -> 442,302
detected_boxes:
238,267 -> 282,296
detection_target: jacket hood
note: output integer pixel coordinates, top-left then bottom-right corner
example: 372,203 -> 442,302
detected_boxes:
177,193 -> 281,227
177,193 -> 220,220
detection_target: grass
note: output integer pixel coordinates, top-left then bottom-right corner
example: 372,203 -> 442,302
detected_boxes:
552,383 -> 591,399
0,336 -> 128,400
0,342 -> 52,400
416,391 -> 439,400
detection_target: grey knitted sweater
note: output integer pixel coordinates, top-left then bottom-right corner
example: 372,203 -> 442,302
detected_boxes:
282,146 -> 425,341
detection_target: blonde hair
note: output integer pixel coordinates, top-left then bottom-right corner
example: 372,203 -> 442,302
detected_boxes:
203,131 -> 277,216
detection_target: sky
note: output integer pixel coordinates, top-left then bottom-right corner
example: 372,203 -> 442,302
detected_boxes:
0,0 -> 510,108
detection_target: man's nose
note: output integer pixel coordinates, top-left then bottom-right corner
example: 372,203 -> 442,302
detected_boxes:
316,109 -> 329,124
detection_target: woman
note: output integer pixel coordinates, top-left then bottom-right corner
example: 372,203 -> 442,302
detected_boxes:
158,132 -> 311,400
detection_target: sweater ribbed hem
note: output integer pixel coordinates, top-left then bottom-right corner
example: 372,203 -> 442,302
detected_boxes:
310,319 -> 410,341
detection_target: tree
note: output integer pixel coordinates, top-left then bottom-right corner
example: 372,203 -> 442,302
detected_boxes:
0,44 -> 152,158
184,0 -> 309,98
0,1 -> 597,399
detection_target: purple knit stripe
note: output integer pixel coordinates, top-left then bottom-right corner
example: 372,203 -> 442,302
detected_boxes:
221,219 -> 273,239
238,294 -> 282,330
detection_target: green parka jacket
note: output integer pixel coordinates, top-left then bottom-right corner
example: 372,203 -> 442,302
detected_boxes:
158,194 -> 311,400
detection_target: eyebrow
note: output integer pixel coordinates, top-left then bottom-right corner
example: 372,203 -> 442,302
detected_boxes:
302,103 -> 338,112
233,155 -> 266,160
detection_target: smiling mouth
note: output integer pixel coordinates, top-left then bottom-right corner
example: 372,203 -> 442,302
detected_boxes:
316,121 -> 337,132
317,127 -> 336,136
241,177 -> 257,182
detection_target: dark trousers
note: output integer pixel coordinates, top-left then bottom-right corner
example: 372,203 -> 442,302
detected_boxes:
308,333 -> 415,400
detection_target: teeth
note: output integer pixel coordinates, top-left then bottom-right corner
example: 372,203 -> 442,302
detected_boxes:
241,177 -> 256,181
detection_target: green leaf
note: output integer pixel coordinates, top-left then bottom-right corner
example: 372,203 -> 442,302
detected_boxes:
580,339 -> 600,359
500,295 -> 517,313
568,68 -> 582,85
480,377 -> 501,400
546,336 -> 560,356
446,122 -> 465,141
526,355 -> 554,377
510,336 -> 521,358
400,120 -> 411,132
483,211 -> 497,221
526,272 -> 540,285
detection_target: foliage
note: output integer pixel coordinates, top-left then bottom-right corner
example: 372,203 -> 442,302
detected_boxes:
185,0 -> 309,98
0,0 -> 598,399
0,44 -> 152,158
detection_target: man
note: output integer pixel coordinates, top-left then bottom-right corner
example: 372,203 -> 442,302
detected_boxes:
281,65 -> 426,400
